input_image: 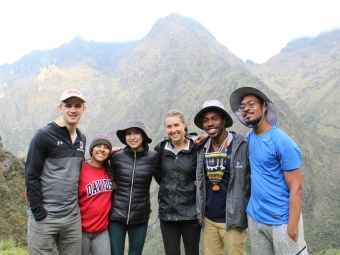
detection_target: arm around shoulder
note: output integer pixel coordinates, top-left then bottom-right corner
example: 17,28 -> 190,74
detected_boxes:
153,150 -> 162,185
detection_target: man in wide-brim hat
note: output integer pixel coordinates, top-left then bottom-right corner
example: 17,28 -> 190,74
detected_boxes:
230,87 -> 308,255
194,99 -> 250,255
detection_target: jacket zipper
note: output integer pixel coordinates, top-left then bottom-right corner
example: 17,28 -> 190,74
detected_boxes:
168,153 -> 178,220
127,151 -> 137,224
225,136 -> 242,228
202,162 -> 206,220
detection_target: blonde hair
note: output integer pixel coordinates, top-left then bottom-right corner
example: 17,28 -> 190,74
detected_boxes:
163,110 -> 188,136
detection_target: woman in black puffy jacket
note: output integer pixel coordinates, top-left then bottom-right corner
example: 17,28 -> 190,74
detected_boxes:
154,110 -> 201,255
108,120 -> 161,255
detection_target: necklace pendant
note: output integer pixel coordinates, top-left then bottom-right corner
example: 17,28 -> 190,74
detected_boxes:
212,184 -> 220,191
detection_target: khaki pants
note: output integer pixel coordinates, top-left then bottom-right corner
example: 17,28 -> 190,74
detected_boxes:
202,217 -> 247,255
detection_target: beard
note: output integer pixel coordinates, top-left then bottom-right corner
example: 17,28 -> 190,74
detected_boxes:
245,115 -> 263,127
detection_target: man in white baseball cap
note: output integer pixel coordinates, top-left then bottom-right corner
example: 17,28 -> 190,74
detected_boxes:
25,88 -> 86,254
230,87 -> 308,255
59,88 -> 86,102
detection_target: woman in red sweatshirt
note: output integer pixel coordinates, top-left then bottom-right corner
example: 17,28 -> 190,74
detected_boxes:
78,134 -> 113,255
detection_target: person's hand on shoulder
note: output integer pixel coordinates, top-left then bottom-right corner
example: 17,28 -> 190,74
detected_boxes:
111,147 -> 124,154
194,134 -> 208,145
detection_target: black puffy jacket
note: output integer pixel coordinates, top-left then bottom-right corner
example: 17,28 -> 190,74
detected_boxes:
109,147 -> 161,225
154,138 -> 198,221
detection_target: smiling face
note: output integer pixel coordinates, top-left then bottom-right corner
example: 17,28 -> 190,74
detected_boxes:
164,116 -> 187,143
91,144 -> 110,164
58,97 -> 86,126
202,110 -> 225,139
125,128 -> 144,151
240,95 -> 266,126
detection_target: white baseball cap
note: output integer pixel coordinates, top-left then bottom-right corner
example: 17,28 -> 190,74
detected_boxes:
59,89 -> 86,102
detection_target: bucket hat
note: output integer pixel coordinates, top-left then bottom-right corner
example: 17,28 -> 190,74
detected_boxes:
194,100 -> 233,130
229,87 -> 277,127
116,120 -> 152,145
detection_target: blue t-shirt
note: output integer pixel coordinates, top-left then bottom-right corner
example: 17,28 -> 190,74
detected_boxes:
246,126 -> 301,225
204,140 -> 233,223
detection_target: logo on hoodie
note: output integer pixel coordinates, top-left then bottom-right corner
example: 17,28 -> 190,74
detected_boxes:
77,141 -> 85,152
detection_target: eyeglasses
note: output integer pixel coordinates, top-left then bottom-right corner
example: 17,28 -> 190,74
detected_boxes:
238,100 -> 261,111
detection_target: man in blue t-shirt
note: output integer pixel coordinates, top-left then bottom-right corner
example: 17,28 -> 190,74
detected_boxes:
230,87 -> 308,255
194,100 -> 250,255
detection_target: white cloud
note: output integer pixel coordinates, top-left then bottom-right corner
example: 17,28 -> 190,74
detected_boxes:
1,0 -> 340,65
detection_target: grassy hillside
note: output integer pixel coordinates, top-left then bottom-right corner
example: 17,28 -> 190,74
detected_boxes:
0,14 -> 339,254
0,239 -> 27,255
0,149 -> 27,247
246,30 -> 340,147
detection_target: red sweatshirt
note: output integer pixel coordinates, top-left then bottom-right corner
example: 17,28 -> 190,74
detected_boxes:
78,161 -> 113,232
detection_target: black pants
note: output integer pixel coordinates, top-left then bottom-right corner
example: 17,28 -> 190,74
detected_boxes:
160,219 -> 201,255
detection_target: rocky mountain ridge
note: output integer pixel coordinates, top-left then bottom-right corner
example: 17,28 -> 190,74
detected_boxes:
246,30 -> 340,145
0,13 -> 339,253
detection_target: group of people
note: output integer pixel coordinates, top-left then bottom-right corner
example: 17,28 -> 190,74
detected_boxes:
24,87 -> 309,255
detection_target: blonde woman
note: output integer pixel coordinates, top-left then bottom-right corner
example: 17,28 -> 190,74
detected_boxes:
154,110 -> 201,255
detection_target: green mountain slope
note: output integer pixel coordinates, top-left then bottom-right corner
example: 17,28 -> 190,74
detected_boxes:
246,30 -> 340,147
0,14 -> 339,254
0,146 -> 27,247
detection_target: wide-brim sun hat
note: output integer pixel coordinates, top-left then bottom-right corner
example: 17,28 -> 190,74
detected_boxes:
116,119 -> 152,145
194,100 -> 233,130
229,87 -> 277,128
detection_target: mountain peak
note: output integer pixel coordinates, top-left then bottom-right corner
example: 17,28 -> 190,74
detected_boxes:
63,35 -> 89,50
147,13 -> 215,42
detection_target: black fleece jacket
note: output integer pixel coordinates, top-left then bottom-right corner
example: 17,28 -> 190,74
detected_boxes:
155,138 -> 198,221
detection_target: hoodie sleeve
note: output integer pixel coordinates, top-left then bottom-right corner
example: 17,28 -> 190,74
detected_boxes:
25,130 -> 48,221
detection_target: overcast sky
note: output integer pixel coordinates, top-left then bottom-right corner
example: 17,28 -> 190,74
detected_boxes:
1,0 -> 340,65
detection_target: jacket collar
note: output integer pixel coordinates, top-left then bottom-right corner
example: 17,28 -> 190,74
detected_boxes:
124,146 -> 148,157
